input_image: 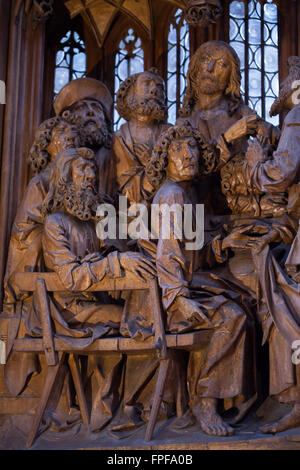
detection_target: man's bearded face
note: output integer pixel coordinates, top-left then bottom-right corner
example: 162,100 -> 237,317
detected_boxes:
126,73 -> 167,121
194,46 -> 232,97
69,99 -> 110,149
63,158 -> 100,221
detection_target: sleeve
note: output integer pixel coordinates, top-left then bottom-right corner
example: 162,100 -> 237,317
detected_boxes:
155,190 -> 190,310
249,109 -> 300,193
42,215 -> 122,291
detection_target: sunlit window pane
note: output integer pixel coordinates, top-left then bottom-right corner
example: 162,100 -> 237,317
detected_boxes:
114,30 -> 144,131
167,9 -> 190,124
54,30 -> 86,100
230,0 -> 279,126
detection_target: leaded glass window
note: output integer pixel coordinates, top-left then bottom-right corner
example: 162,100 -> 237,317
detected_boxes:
167,9 -> 190,124
114,29 -> 144,131
229,0 -> 279,126
54,30 -> 86,99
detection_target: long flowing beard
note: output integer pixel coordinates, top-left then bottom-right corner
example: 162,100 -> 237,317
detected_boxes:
128,96 -> 167,122
63,182 -> 100,221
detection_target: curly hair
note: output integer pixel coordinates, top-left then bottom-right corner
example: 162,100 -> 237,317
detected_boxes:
28,117 -> 62,174
179,40 -> 243,118
145,125 -> 216,190
116,68 -> 166,121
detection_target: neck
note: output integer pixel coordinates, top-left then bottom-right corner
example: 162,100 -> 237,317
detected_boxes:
195,92 -> 225,111
130,115 -> 155,127
167,177 -> 192,192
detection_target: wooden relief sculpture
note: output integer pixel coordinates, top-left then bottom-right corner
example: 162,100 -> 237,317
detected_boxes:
4,34 -> 300,450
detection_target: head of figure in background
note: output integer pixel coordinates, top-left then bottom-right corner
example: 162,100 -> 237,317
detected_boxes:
179,40 -> 242,117
146,125 -> 214,189
54,78 -> 113,150
116,68 -> 167,123
270,56 -> 300,117
42,147 -> 100,221
28,117 -> 81,174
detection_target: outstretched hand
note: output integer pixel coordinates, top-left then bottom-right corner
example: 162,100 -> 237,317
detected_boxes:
222,225 -> 255,250
119,252 -> 157,281
245,229 -> 281,254
224,114 -> 258,143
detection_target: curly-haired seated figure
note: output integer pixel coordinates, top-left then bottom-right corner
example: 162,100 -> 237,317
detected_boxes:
142,125 -> 255,437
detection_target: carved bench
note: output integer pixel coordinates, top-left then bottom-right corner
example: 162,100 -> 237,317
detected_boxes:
9,272 -> 210,447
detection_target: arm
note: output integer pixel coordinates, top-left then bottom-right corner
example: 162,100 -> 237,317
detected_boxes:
155,190 -> 189,310
249,108 -> 300,193
42,214 -> 121,291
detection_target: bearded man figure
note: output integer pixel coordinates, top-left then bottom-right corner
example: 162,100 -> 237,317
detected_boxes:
34,147 -> 155,433
53,78 -> 114,197
112,69 -> 170,206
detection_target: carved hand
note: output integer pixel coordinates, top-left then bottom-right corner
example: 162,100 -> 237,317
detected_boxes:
222,225 -> 255,250
245,138 -> 267,168
224,114 -> 258,143
245,229 -> 281,254
174,296 -> 212,327
134,143 -> 152,165
119,252 -> 157,281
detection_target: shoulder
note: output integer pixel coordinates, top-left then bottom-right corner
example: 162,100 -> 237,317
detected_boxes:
44,211 -> 67,232
154,181 -> 186,205
284,105 -> 300,126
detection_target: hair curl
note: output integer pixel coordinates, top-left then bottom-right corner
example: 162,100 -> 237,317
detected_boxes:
28,117 -> 62,174
178,40 -> 243,118
145,125 -> 216,190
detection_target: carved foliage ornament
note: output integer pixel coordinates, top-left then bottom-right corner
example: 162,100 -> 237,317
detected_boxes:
185,0 -> 223,27
15,0 -> 54,28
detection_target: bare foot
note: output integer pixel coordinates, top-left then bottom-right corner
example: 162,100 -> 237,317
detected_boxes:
194,398 -> 234,437
260,404 -> 300,434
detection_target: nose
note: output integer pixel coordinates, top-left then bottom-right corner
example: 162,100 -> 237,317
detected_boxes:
85,167 -> 96,182
206,59 -> 216,73
66,133 -> 75,143
86,104 -> 95,117
183,146 -> 194,162
150,87 -> 157,97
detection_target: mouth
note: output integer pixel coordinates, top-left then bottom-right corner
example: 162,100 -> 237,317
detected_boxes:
84,120 -> 100,127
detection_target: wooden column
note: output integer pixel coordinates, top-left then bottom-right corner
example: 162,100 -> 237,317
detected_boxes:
0,1 -> 11,176
0,3 -> 46,309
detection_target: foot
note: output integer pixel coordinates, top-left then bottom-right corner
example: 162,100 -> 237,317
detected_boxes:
193,398 -> 234,437
260,404 -> 300,434
171,409 -> 196,429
